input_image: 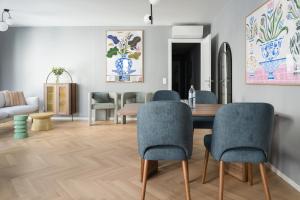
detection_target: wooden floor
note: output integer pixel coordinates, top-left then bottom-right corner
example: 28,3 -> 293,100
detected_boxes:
0,121 -> 299,200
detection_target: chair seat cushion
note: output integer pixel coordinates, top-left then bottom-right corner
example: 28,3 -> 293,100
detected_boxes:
204,134 -> 212,151
203,134 -> 267,163
92,103 -> 115,110
221,148 -> 267,163
0,105 -> 38,117
144,146 -> 189,160
0,111 -> 9,120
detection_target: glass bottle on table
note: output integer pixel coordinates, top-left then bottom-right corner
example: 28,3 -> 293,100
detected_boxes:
188,85 -> 196,108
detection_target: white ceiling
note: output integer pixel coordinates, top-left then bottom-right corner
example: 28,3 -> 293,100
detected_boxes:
0,0 -> 227,26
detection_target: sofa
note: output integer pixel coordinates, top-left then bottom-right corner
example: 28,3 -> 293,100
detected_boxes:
0,91 -> 39,123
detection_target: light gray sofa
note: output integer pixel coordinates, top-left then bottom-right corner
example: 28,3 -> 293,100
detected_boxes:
0,91 -> 39,123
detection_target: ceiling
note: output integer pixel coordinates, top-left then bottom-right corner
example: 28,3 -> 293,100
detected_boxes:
0,0 -> 227,26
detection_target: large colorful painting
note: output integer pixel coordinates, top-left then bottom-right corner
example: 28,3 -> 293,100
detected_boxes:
246,0 -> 300,84
106,30 -> 143,82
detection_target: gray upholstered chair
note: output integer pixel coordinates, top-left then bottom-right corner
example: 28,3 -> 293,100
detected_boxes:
193,90 -> 218,129
121,92 -> 152,108
88,92 -> 118,125
137,101 -> 193,200
202,103 -> 274,200
152,90 -> 181,101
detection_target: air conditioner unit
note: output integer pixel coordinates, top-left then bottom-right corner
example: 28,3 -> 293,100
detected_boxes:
172,26 -> 204,39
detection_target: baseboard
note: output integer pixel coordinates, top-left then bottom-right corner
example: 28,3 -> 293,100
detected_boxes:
268,163 -> 300,192
52,116 -> 137,121
52,116 -> 88,121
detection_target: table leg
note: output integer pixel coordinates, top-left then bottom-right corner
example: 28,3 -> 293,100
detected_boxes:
225,163 -> 248,182
122,115 -> 126,124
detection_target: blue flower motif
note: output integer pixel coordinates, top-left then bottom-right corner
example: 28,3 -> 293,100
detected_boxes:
107,35 -> 120,44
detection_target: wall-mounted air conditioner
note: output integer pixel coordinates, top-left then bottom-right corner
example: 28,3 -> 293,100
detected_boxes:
172,26 -> 204,39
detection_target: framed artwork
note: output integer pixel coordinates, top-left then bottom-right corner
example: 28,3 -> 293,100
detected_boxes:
106,30 -> 144,82
246,0 -> 300,85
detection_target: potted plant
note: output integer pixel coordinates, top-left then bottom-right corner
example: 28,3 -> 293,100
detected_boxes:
52,67 -> 65,83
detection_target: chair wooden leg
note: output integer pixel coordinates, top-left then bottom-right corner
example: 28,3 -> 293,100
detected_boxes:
248,163 -> 253,186
259,163 -> 271,200
141,160 -> 149,200
182,160 -> 191,200
140,159 -> 145,182
202,149 -> 209,184
219,161 -> 225,200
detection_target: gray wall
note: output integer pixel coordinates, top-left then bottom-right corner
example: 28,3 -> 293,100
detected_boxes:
0,0 -> 300,188
212,0 -> 300,186
0,26 -> 170,116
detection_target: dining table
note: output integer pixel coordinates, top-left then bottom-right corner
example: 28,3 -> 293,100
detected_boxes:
117,103 -> 248,182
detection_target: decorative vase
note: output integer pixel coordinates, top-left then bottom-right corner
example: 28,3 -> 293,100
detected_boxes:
260,38 -> 284,80
56,75 -> 60,83
260,38 -> 283,61
114,55 -> 134,81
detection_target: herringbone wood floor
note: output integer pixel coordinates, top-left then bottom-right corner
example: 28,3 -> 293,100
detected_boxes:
0,121 -> 299,200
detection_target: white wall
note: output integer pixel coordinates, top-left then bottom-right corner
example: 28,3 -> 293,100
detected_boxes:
212,0 -> 300,187
0,26 -> 170,116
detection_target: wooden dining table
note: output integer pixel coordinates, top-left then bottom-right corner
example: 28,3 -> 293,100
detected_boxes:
117,103 -> 248,182
117,103 -> 222,124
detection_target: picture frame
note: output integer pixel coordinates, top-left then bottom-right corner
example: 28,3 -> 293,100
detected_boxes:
106,30 -> 144,83
246,0 -> 300,85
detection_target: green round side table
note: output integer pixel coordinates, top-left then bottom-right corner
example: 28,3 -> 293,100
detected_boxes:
14,115 -> 28,139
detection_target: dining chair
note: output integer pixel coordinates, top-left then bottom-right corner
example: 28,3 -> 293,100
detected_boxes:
202,103 -> 274,200
152,90 -> 181,101
193,90 -> 217,129
137,101 -> 193,200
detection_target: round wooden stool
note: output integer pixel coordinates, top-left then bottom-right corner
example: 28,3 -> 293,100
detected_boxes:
30,112 -> 54,131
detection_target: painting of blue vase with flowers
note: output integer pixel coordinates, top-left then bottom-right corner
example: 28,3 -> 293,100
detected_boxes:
246,0 -> 300,85
106,31 -> 143,82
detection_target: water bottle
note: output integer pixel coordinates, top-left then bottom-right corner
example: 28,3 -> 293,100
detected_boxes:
188,85 -> 196,108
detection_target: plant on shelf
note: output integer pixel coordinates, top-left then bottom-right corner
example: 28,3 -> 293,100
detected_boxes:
51,67 -> 65,83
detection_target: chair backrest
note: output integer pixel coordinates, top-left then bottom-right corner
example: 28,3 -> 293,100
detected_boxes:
195,90 -> 217,104
91,92 -> 113,103
211,103 -> 274,161
152,90 -> 181,101
137,101 -> 193,159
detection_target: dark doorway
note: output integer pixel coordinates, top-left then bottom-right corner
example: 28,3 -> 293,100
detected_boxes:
172,43 -> 201,99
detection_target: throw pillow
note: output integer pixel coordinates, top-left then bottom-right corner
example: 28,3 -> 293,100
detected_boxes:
4,91 -> 27,107
0,91 -> 5,108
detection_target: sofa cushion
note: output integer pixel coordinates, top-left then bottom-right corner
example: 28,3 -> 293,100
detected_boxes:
0,105 -> 38,117
3,91 -> 27,107
0,111 -> 9,120
0,91 -> 5,108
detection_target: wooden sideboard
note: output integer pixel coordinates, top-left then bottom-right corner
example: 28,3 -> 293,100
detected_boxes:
44,83 -> 77,119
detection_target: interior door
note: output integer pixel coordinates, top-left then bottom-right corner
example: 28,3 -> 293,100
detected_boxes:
201,34 -> 212,91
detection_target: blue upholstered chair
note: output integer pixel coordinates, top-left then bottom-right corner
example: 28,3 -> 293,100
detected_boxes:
137,101 -> 193,200
152,90 -> 181,101
202,103 -> 274,200
193,91 -> 217,129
